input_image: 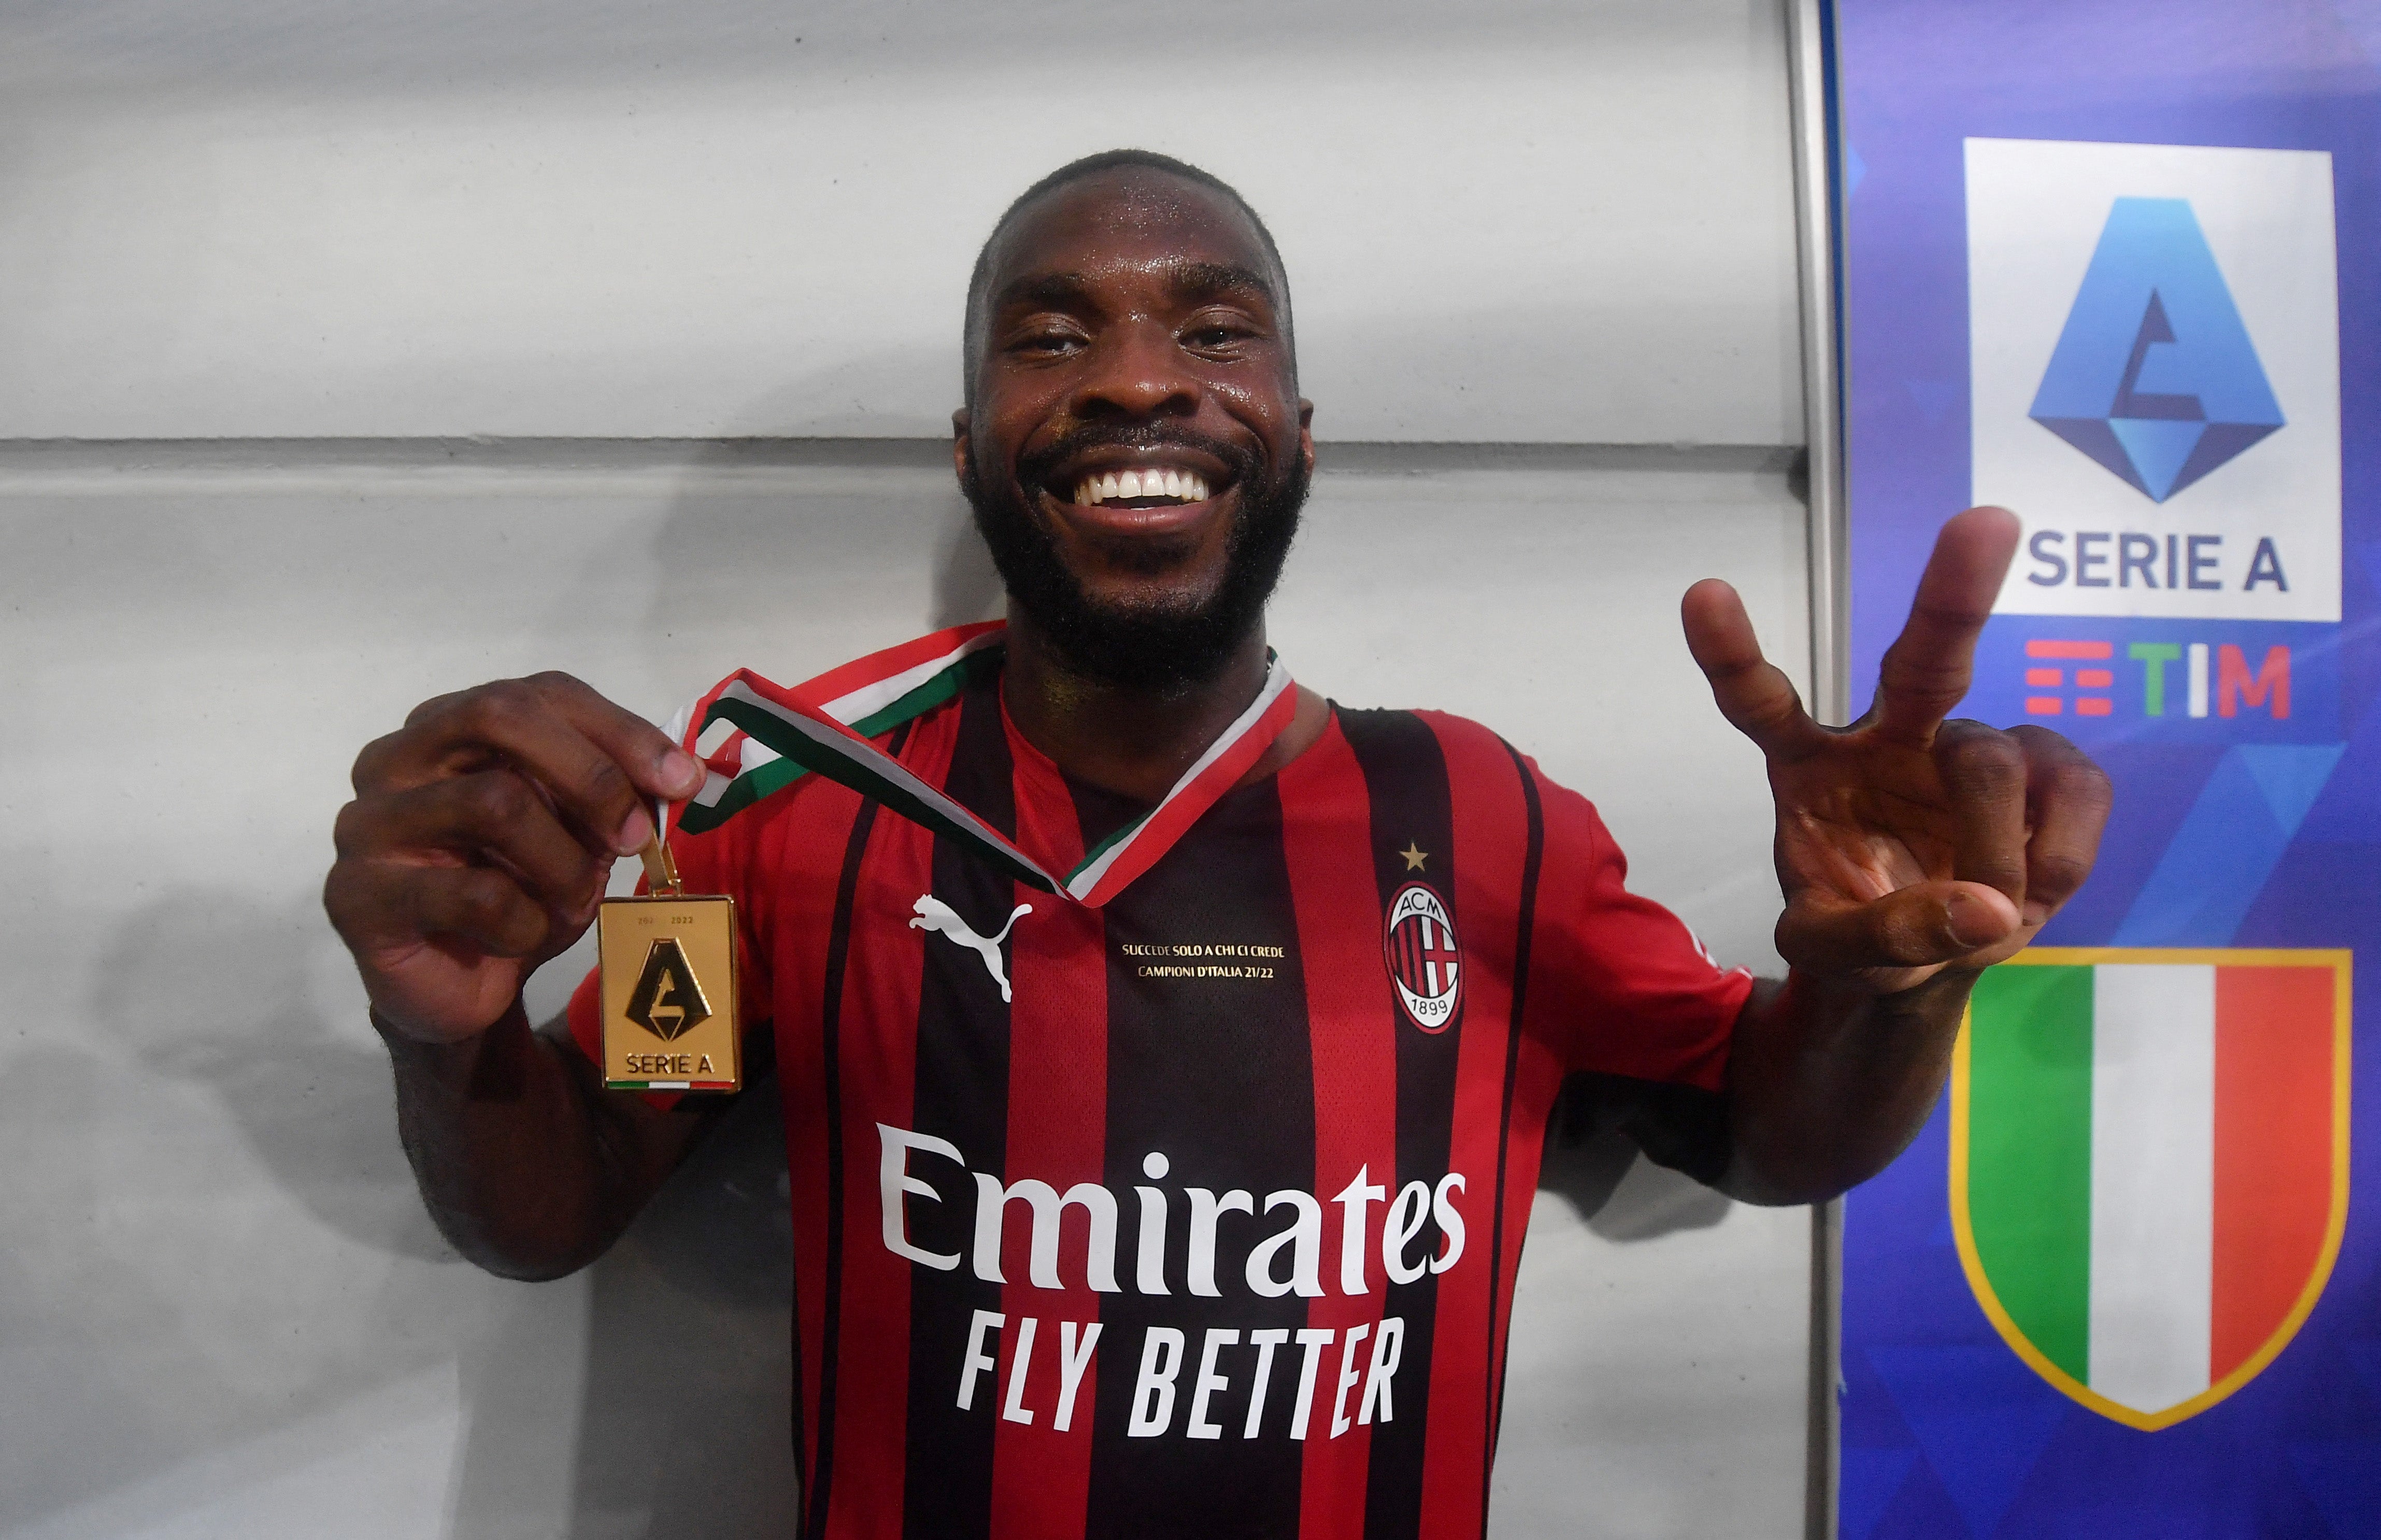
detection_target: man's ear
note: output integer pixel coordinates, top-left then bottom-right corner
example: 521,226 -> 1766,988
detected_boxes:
951,408 -> 972,484
1297,398 -> 1316,480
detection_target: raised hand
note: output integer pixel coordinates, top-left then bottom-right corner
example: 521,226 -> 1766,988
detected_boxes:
324,674 -> 707,1043
1682,506 -> 2113,996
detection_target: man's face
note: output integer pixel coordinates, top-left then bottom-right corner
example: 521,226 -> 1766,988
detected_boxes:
955,168 -> 1315,692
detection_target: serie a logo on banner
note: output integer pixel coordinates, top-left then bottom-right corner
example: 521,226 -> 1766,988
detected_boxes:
1967,137 -> 2341,626
1959,138 -> 2343,743
1951,949 -> 2350,1429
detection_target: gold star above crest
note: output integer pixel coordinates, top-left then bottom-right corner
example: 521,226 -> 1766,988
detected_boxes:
1400,841 -> 1429,872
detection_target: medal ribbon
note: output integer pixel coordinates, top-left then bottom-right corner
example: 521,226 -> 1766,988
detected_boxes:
669,621 -> 1299,908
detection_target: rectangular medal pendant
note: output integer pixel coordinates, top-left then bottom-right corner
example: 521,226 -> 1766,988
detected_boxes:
597,892 -> 742,1093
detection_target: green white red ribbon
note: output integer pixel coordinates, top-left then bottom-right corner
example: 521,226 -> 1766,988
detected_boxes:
666,622 -> 1296,908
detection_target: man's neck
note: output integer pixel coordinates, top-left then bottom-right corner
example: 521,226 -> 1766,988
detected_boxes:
1000,609 -> 1327,804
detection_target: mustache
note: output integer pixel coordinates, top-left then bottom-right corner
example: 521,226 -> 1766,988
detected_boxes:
1015,423 -> 1259,491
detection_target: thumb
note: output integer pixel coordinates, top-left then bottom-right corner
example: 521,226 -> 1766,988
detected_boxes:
1776,881 -> 2021,975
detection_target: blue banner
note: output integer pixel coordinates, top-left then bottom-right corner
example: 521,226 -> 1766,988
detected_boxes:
1832,3 -> 2381,1534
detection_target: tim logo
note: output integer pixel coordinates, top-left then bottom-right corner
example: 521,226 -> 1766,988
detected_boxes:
2030,197 -> 2283,503
2020,638 -> 2289,721
625,938 -> 712,1042
1384,884 -> 1461,1033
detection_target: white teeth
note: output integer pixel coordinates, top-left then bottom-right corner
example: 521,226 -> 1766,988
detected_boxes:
1070,466 -> 1218,506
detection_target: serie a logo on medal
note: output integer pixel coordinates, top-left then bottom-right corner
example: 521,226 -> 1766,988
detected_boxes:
596,835 -> 743,1092
1384,882 -> 1462,1033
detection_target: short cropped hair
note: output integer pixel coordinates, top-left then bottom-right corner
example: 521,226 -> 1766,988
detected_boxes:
961,149 -> 1295,402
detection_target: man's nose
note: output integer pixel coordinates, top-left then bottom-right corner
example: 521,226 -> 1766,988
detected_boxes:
1070,320 -> 1199,420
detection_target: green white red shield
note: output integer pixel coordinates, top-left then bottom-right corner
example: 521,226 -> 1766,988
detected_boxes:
1951,947 -> 2350,1429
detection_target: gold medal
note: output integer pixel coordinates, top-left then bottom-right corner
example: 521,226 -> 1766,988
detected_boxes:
597,829 -> 741,1093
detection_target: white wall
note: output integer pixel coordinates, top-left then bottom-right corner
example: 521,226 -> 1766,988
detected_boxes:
0,0 -> 1800,445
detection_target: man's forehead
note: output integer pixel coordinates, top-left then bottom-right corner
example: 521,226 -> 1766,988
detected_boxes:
983,168 -> 1279,302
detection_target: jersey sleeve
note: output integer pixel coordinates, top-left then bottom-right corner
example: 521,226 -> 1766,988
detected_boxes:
1526,761 -> 1755,1091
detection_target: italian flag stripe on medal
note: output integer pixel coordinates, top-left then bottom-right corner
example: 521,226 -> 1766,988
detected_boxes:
666,621 -> 1299,908
1951,947 -> 2351,1430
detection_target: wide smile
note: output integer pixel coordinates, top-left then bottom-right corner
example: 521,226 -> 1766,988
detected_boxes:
1070,466 -> 1213,508
1038,455 -> 1238,538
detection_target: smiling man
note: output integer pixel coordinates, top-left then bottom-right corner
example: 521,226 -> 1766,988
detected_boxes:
325,150 -> 2112,1538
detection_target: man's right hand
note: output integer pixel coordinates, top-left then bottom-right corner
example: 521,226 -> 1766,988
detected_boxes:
325,673 -> 707,1045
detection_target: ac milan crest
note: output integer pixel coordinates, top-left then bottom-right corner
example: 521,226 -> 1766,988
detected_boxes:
1384,882 -> 1462,1033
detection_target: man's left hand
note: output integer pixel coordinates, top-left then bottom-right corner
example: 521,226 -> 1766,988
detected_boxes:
1682,505 -> 2115,996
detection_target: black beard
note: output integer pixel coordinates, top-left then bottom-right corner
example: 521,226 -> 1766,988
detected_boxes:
962,424 -> 1308,692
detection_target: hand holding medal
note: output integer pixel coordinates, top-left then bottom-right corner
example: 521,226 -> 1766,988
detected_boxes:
326,672 -> 709,1048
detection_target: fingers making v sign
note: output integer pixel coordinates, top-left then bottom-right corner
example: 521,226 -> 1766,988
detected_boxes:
1683,506 -> 2115,996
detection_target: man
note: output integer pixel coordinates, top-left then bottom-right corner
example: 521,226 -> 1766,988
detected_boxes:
325,150 -> 2110,1537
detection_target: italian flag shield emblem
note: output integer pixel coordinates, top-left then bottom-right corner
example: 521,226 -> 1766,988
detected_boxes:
1951,948 -> 2351,1430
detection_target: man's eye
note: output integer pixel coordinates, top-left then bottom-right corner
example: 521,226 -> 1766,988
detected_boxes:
1011,330 -> 1082,355
1186,324 -> 1252,350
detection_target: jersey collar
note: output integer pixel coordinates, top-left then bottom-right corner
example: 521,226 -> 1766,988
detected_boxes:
671,621 -> 1298,907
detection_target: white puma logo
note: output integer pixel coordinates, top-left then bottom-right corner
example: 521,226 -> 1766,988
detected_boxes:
909,893 -> 1033,1003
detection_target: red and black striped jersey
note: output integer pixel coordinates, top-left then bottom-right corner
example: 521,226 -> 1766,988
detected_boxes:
569,649 -> 1752,1540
